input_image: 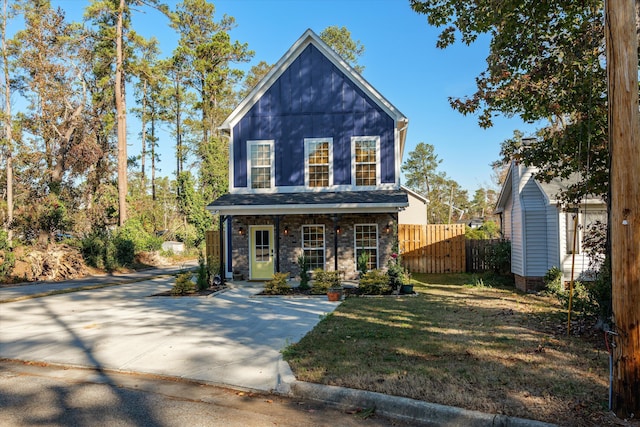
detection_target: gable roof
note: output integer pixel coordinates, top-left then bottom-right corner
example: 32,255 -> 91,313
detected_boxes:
220,29 -> 408,155
495,161 -> 605,213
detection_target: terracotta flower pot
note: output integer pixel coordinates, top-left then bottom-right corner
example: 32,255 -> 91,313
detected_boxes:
327,288 -> 342,301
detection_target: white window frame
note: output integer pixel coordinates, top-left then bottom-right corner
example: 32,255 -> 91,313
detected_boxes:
247,140 -> 275,190
304,137 -> 333,188
351,136 -> 381,187
354,223 -> 379,270
302,224 -> 326,271
566,209 -> 607,255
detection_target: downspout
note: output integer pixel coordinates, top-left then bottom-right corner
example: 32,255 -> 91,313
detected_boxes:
333,215 -> 339,271
274,215 -> 281,273
219,215 -> 226,284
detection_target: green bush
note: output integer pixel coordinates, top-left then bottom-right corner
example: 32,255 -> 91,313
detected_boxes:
115,218 -> 162,253
311,269 -> 341,294
387,255 -> 409,292
544,266 -> 564,296
359,269 -> 392,295
0,230 -> 15,280
172,272 -> 195,295
263,272 -> 292,295
543,266 -> 600,317
357,251 -> 370,277
297,255 -> 311,290
196,254 -> 209,291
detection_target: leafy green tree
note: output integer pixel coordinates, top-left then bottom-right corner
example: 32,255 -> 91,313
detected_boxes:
13,1 -> 94,197
402,142 -> 467,223
239,60 -> 272,99
320,26 -> 365,73
410,0 -> 608,203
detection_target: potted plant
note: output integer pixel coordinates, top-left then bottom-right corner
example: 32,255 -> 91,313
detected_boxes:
387,253 -> 413,294
232,269 -> 243,281
312,269 -> 342,301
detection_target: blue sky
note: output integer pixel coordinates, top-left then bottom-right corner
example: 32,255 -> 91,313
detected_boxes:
49,0 -> 540,193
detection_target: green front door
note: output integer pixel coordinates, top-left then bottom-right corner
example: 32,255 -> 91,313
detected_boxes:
250,226 -> 274,280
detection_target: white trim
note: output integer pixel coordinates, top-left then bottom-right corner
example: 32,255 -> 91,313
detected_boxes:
351,136 -> 381,187
304,137 -> 334,188
207,203 -> 407,216
400,185 -> 429,204
247,140 -> 275,190
229,183 -> 398,195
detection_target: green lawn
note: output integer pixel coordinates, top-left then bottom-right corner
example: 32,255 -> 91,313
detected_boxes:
283,273 -> 613,426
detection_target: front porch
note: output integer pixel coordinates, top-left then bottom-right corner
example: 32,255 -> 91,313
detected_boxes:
225,213 -> 397,281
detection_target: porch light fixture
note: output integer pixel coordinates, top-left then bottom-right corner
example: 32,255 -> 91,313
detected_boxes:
335,225 -> 341,234
283,226 -> 289,235
384,224 -> 391,234
238,227 -> 245,236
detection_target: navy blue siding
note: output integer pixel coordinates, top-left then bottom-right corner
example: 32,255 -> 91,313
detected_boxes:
234,44 -> 395,188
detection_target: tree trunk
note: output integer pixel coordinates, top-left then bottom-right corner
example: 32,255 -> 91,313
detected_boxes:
605,0 -> 640,418
115,0 -> 127,226
2,0 -> 13,243
140,79 -> 147,189
151,114 -> 156,201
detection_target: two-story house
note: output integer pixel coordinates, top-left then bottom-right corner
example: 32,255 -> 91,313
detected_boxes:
207,29 -> 409,281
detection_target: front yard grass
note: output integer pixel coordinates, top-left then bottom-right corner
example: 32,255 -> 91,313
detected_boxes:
283,273 -> 620,426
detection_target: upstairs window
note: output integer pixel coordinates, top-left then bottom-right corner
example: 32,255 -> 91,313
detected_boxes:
305,138 -> 333,188
353,136 -> 379,186
248,140 -> 274,189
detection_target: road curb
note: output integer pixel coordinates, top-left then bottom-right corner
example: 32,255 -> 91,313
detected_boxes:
288,381 -> 557,427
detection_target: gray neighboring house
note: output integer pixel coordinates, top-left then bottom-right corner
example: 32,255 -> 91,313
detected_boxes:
495,160 -> 607,292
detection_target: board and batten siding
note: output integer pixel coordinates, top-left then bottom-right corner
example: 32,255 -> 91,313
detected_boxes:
232,44 -> 396,189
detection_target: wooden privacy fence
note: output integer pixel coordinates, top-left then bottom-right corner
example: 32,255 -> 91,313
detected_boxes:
465,239 -> 510,273
205,230 -> 221,262
399,224 -> 466,273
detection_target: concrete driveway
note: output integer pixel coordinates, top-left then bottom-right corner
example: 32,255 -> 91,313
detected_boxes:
0,275 -> 340,393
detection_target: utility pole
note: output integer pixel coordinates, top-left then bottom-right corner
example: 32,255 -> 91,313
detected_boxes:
605,0 -> 640,418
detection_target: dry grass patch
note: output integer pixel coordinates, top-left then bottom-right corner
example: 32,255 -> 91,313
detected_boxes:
283,273 -> 632,426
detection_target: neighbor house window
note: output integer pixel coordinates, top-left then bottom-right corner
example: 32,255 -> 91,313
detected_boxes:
305,138 -> 333,188
566,209 -> 607,254
352,136 -> 379,186
355,224 -> 378,270
302,225 -> 325,270
248,140 -> 274,189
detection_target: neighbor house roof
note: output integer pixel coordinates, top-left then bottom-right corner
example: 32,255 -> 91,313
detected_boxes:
206,190 -> 409,216
219,28 -> 409,156
495,161 -> 604,214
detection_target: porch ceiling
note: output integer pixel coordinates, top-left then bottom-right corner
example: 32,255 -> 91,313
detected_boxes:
206,190 -> 409,216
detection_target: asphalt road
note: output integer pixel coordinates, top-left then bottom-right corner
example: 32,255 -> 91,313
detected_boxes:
0,360 -> 414,427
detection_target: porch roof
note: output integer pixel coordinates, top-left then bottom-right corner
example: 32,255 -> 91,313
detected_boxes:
206,190 -> 409,216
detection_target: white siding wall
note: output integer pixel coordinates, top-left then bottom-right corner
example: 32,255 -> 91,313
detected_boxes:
502,192 -> 513,240
510,165 -> 524,276
520,167 -> 548,277
546,205 -> 560,273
